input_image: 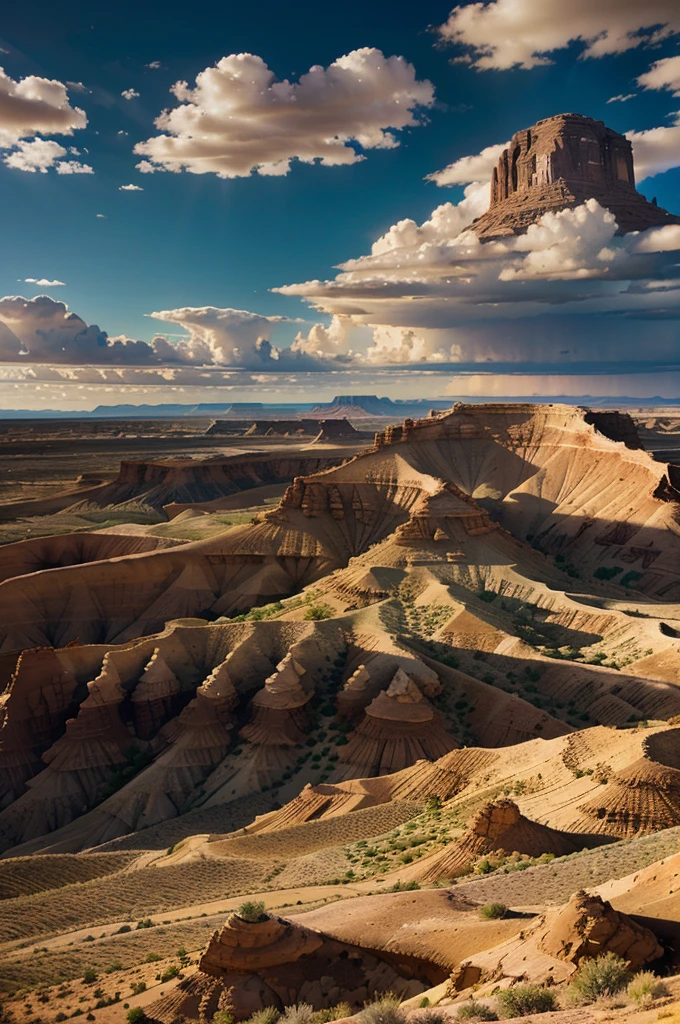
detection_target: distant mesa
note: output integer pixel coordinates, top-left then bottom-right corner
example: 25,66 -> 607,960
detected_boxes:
470,113 -> 680,240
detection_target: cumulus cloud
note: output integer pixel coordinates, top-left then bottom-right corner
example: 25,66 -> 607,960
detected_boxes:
436,0 -> 680,70
55,159 -> 94,174
119,183 -> 143,190
0,67 -> 86,146
276,189 -> 680,366
638,54 -> 680,96
24,278 -> 65,287
427,141 -> 508,187
121,88 -> 140,100
4,139 -> 67,172
133,47 -> 434,178
627,114 -> 680,179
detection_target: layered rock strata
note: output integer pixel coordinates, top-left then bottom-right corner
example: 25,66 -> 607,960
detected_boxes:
469,113 -> 680,240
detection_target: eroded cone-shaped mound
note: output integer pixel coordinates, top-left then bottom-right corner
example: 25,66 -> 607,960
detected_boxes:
240,648 -> 311,747
0,647 -> 78,807
147,910 -> 435,1023
537,890 -> 663,969
338,669 -> 458,777
201,912 -> 323,974
420,799 -> 582,883
573,757 -> 680,837
131,649 -> 182,740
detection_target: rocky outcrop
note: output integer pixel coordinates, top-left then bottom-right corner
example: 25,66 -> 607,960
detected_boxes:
131,650 -> 183,740
147,911 -> 435,1023
337,669 -> 458,778
537,890 -> 663,969
419,799 -> 584,883
240,647 -> 312,748
470,113 -> 680,240
572,757 -> 680,836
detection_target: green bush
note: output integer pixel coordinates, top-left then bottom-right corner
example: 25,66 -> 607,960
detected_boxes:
236,900 -> 267,923
130,982 -> 147,996
626,971 -> 668,1008
213,1012 -> 234,1024
455,1001 -> 498,1021
243,1010 -> 280,1024
279,1006 -> 315,1024
479,903 -> 507,920
496,985 -> 557,1017
311,1003 -> 352,1023
126,1011 -> 147,1024
82,970 -> 97,984
391,880 -> 420,891
303,604 -> 332,620
568,952 -> 631,1004
160,965 -> 180,983
357,995 -> 406,1024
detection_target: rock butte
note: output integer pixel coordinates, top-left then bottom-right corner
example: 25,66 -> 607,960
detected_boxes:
469,113 -> 680,240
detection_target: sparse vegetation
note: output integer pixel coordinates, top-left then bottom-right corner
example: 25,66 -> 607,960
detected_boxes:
236,900 -> 267,923
455,1000 -> 498,1021
357,995 -> 406,1024
568,952 -> 631,1004
496,984 -> 557,1017
478,902 -> 508,920
626,971 -> 668,1008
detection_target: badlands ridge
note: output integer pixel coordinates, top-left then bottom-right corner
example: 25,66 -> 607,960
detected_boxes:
1,402 -> 680,1024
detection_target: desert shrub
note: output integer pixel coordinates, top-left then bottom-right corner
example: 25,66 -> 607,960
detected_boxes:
115,924 -> 132,934
626,971 -> 668,1008
593,566 -> 622,581
496,984 -> 557,1017
136,918 -> 154,930
244,1010 -> 280,1024
82,970 -> 97,984
303,604 -> 332,621
160,965 -> 180,983
357,995 -> 406,1024
475,858 -> 494,875
312,1002 -> 352,1023
410,1011 -> 448,1024
391,880 -> 420,891
479,903 -> 508,920
236,900 -> 267,923
568,952 -> 631,1003
130,982 -> 147,996
279,1005 -> 315,1024
213,1012 -> 234,1024
126,1011 -> 147,1024
455,1000 -> 498,1021
146,952 -> 161,962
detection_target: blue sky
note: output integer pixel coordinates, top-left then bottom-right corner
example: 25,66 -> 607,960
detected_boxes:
1,0 -> 680,408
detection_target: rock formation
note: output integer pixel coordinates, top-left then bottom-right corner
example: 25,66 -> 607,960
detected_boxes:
146,910 -> 435,1023
469,113 -> 680,240
572,757 -> 680,837
337,668 -> 458,778
537,890 -> 663,969
419,799 -> 585,884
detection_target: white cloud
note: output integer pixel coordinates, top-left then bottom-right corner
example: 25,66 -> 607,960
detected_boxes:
24,278 -> 66,287
133,47 -> 434,178
146,61 -> 161,70
638,55 -> 680,96
277,193 -> 680,366
426,141 -> 508,187
96,213 -> 106,218
0,67 -> 87,146
4,139 -> 67,172
121,88 -> 140,100
437,0 -> 680,70
119,183 -> 143,191
628,114 -> 680,179
607,93 -> 636,103
66,81 -> 89,94
118,130 -> 128,135
55,160 -> 94,174
149,306 -> 295,367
